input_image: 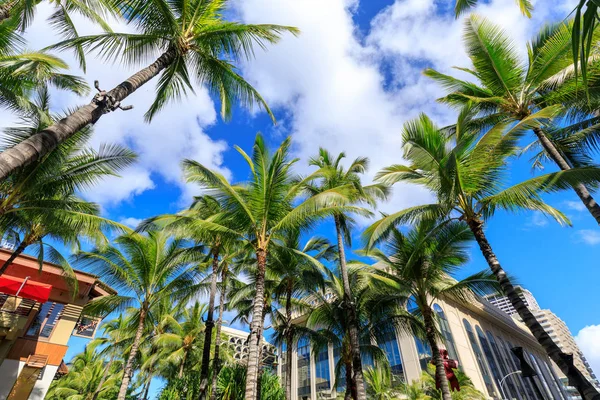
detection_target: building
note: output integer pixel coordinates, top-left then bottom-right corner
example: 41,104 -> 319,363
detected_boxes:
278,292 -> 570,400
485,287 -> 600,393
0,249 -> 115,400
221,326 -> 278,371
485,287 -> 540,316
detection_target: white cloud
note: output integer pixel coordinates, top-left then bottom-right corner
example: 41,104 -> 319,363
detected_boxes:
565,200 -> 587,212
525,211 -> 550,229
575,325 -> 600,379
575,230 -> 600,245
119,217 -> 143,229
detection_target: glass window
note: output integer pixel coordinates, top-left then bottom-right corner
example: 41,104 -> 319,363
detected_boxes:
433,304 -> 459,362
26,302 -> 64,339
463,319 -> 495,396
526,350 -> 553,398
377,324 -> 405,384
315,345 -> 330,392
493,336 -> 534,400
476,327 -> 520,400
297,337 -> 311,399
408,296 -> 432,372
535,354 -> 565,399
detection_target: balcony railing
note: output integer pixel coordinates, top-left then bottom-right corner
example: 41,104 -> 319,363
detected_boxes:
0,293 -> 37,317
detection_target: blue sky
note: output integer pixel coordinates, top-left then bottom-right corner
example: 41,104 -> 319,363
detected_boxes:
2,0 -> 600,396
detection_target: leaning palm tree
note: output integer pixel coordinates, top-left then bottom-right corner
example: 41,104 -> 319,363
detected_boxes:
364,220 -> 499,400
76,231 -> 204,400
425,16 -> 600,224
0,0 -> 298,181
182,134 -> 357,400
304,148 -> 389,400
0,88 -> 135,278
364,112 -> 600,399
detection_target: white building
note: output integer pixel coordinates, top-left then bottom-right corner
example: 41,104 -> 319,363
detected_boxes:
221,326 -> 278,370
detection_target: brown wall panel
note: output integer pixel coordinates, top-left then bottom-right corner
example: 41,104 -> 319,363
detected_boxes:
6,338 -> 67,366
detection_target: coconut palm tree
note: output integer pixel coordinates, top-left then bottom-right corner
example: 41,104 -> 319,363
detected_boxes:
304,148 -> 389,400
268,231 -> 333,400
364,220 -> 499,400
140,194 -> 232,398
425,16 -> 600,224
0,88 -> 135,278
76,231 -> 205,400
182,134 -> 358,400
153,300 -> 207,378
305,267 -> 401,400
0,0 -> 298,181
364,112 -> 600,399
364,366 -> 402,400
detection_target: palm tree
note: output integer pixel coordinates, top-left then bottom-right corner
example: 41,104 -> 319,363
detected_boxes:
453,0 -> 532,17
364,112 -> 600,399
364,220 -> 499,400
425,16 -> 600,224
154,300 -> 207,378
76,231 -> 204,400
269,231 -> 332,400
304,148 -> 389,400
0,0 -> 298,181
182,134 -> 357,400
364,366 -> 402,400
0,88 -> 135,277
305,267 -> 400,400
141,194 -> 231,398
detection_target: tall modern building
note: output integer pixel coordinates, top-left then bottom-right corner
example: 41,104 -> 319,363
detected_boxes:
485,287 -> 600,393
0,249 -> 115,400
279,291 -> 569,400
221,326 -> 278,371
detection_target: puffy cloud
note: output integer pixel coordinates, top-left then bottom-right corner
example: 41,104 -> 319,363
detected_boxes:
574,230 -> 600,245
575,325 -> 600,379
564,200 -> 587,212
119,217 -> 144,229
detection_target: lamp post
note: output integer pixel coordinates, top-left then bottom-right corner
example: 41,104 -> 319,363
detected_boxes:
500,370 -> 522,400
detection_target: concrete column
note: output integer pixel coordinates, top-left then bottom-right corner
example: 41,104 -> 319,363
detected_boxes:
328,342 -> 336,399
310,346 -> 317,400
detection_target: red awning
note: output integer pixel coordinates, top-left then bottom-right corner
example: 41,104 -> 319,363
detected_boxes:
0,275 -> 52,303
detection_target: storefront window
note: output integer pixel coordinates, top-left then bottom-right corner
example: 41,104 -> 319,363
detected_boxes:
315,345 -> 331,392
433,304 -> 459,362
463,319 -> 495,396
297,337 -> 311,399
377,324 -> 405,384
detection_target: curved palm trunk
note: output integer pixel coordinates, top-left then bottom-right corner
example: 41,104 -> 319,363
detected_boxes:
244,247 -> 268,400
344,358 -> 354,400
210,265 -> 228,400
0,48 -> 177,181
117,306 -> 148,400
334,215 -> 367,400
285,280 -> 293,400
422,306 -> 452,400
467,218 -> 600,400
179,351 -> 188,379
533,127 -> 600,225
0,240 -> 27,275
199,250 -> 219,398
92,356 -> 114,400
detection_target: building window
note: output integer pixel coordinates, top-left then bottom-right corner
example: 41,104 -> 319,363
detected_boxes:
377,324 -> 405,384
534,354 -> 565,399
25,302 -> 65,339
463,319 -> 495,396
526,350 -> 554,398
490,334 -> 533,400
315,346 -> 330,392
501,338 -> 538,400
433,304 -> 459,362
297,337 -> 311,399
476,327 -> 520,399
333,344 -> 346,392
408,296 -> 431,372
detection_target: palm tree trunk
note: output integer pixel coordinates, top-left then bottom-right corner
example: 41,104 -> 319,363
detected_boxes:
334,214 -> 367,400
0,240 -> 28,275
255,305 -> 269,400
244,247 -> 268,400
533,127 -> 600,224
285,280 -> 293,400
344,358 -> 354,400
467,217 -> 600,400
199,250 -> 219,398
423,306 -> 452,400
0,48 -> 177,182
92,356 -> 114,400
142,378 -> 151,400
179,351 -> 188,379
117,306 -> 148,400
210,265 -> 228,400
0,0 -> 15,23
